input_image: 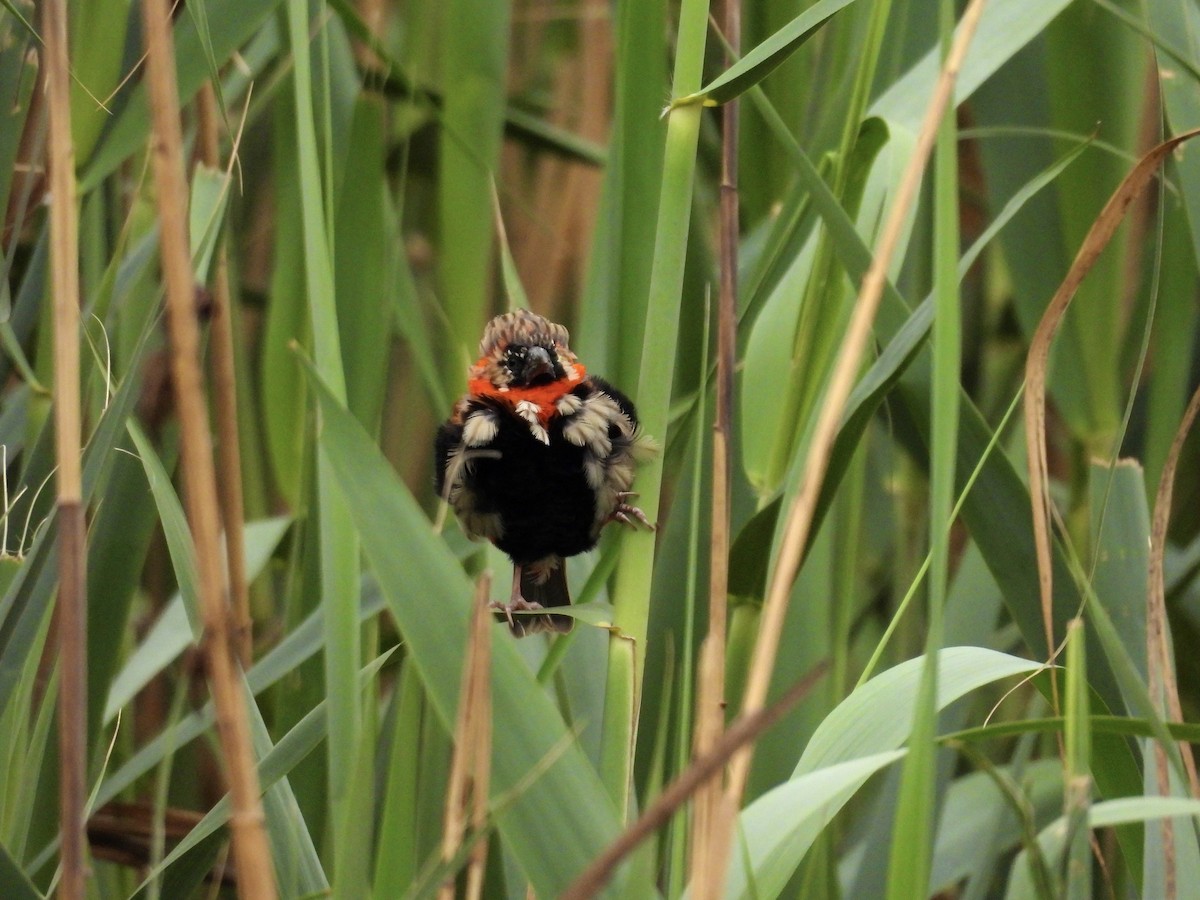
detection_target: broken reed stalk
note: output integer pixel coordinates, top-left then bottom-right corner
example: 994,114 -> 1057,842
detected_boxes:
716,0 -> 990,875
440,573 -> 494,900
1023,127 -> 1200,684
1148,383 -> 1200,795
195,84 -> 253,668
139,2 -> 277,897
1144,384 -> 1200,900
563,662 -> 828,899
690,0 -> 740,894
43,0 -> 88,895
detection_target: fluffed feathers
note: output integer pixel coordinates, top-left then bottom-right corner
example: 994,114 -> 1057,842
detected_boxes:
436,309 -> 653,636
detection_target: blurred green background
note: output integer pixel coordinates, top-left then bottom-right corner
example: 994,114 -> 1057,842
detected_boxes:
2,0 -> 1200,896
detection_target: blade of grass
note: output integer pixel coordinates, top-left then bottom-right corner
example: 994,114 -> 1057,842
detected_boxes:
886,1 -> 961,895
671,0 -> 861,108
283,3 -> 365,893
600,0 -> 710,818
65,0 -> 127,162
375,659 -> 424,897
1063,619 -> 1092,900
577,0 -> 666,384
437,0 -> 510,380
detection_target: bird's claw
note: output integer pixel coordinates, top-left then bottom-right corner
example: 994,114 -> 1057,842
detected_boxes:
490,596 -> 545,628
608,492 -> 656,531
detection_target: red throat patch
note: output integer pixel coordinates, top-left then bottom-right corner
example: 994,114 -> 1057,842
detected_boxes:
468,362 -> 587,425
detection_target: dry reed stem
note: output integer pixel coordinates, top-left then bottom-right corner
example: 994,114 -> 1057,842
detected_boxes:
1145,383 -> 1200,900
562,662 -> 828,899
690,0 -> 740,892
440,573 -> 494,900
1148,385 -> 1200,777
43,0 -> 88,894
140,2 -> 277,897
196,84 -> 252,668
716,0 -> 991,867
688,637 -> 722,890
1023,128 -> 1200,678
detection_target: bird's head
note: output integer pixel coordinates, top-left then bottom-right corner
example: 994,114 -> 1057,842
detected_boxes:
471,310 -> 581,389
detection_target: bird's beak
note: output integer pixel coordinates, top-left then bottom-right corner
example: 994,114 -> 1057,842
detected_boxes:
525,346 -> 554,382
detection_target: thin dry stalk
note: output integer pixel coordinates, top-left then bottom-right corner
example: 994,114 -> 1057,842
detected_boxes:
690,0 -> 739,892
687,638 -> 722,888
1148,384 -> 1200,778
44,1 -> 87,893
1145,383 -> 1200,900
563,661 -> 828,900
1023,128 -> 1200,676
195,84 -> 253,668
140,2 -> 277,897
440,573 -> 494,900
715,0 -> 992,866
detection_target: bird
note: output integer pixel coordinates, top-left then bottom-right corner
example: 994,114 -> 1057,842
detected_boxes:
435,309 -> 654,636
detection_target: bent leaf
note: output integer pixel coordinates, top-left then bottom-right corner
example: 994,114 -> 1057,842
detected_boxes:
670,0 -> 860,109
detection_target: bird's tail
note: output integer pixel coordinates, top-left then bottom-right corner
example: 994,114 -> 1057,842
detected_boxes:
511,558 -> 573,636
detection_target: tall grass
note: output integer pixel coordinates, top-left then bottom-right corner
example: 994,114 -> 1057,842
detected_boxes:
2,0 -> 1200,897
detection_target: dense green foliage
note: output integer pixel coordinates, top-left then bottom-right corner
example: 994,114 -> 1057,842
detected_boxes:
2,0 -> 1200,896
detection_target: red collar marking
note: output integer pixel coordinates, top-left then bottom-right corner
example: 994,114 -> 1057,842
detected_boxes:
468,361 -> 586,425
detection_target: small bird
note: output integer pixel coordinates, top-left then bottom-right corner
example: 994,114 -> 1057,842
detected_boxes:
436,309 -> 653,636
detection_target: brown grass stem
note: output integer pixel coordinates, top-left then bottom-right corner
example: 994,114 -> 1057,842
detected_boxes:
691,1 -> 740,895
1145,383 -> 1200,899
196,84 -> 252,668
564,661 -> 828,899
1148,383 -> 1200,788
43,0 -> 88,894
440,573 -> 494,900
140,1 -> 277,896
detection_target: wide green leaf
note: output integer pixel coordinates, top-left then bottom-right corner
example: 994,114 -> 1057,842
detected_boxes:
715,649 -> 1041,898
797,647 -> 1042,776
717,750 -> 907,900
870,0 -> 1075,130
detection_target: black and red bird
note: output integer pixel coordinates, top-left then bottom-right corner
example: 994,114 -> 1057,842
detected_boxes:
436,310 -> 653,636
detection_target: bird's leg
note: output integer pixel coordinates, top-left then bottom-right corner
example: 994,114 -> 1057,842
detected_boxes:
605,491 -> 656,530
489,564 -> 545,627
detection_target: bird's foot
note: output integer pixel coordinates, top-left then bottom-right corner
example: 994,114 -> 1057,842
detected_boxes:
607,492 -> 656,530
490,596 -> 545,629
